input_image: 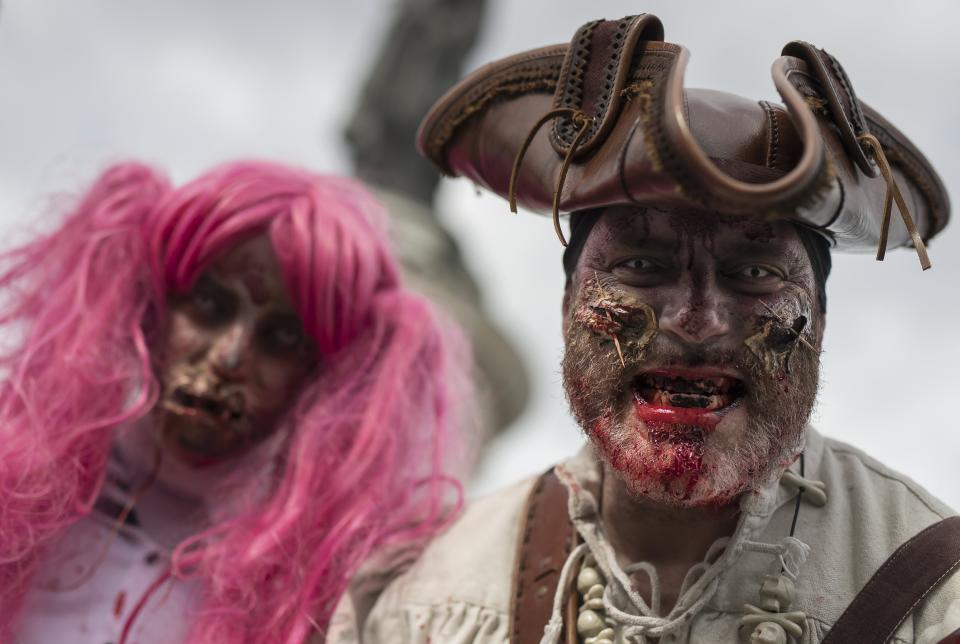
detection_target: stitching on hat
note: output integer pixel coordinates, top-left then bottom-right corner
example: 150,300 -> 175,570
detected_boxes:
760,100 -> 781,170
823,49 -> 867,136
554,20 -> 600,146
554,18 -> 632,151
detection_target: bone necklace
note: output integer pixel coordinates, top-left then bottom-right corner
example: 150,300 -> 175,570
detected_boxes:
571,455 -> 827,644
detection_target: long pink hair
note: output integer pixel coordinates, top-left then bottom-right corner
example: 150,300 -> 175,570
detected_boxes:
0,161 -> 466,641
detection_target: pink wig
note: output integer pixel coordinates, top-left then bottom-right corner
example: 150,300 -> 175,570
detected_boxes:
0,161 -> 466,641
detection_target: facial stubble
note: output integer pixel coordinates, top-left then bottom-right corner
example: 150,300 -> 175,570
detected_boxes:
561,283 -> 820,508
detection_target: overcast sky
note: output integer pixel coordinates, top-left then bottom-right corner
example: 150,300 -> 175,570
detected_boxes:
1,0 -> 957,509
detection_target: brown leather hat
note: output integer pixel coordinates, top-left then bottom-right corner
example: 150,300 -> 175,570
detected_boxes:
417,13 -> 948,269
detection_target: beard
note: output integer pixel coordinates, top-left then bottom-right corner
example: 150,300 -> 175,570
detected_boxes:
562,307 -> 820,508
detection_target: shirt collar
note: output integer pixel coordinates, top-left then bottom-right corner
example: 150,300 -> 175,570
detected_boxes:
555,425 -> 825,527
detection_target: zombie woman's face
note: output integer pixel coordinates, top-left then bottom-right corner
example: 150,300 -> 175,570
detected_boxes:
157,235 -> 316,466
562,207 -> 822,507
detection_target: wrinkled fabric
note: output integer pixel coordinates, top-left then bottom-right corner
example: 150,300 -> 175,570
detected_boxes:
17,501 -> 198,644
16,451 -> 201,643
345,428 -> 959,643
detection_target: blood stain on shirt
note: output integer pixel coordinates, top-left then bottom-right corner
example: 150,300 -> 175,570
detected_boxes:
114,590 -> 126,618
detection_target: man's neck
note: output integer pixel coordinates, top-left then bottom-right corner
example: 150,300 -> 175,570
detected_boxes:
599,464 -> 741,613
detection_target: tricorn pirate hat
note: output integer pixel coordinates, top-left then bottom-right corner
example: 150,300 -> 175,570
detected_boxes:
416,13 -> 949,269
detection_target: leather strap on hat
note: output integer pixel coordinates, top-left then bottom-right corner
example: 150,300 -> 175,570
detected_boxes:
510,14 -> 666,246
779,40 -> 931,269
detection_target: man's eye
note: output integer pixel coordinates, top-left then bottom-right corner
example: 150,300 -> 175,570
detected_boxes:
735,265 -> 780,280
617,257 -> 659,271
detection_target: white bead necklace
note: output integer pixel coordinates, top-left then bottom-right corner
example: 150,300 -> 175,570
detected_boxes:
567,455 -> 828,644
575,552 -> 616,643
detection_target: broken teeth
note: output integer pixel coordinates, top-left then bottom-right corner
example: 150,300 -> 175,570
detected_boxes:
648,389 -> 733,410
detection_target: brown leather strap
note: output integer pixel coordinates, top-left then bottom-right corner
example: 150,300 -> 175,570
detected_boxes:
940,627 -> 960,644
822,516 -> 960,643
510,469 -> 575,644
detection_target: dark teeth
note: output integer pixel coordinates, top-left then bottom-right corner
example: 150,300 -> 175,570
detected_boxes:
225,392 -> 246,421
639,375 -> 734,395
669,393 -> 712,408
172,388 -> 194,406
635,374 -> 745,409
171,387 -> 244,422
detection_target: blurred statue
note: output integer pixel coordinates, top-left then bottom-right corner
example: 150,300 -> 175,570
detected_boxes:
344,0 -> 529,446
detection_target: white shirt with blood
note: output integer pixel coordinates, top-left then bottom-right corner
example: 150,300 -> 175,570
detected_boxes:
16,458 -> 201,644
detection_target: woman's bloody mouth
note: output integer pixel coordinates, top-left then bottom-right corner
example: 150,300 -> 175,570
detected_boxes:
166,386 -> 246,426
633,370 -> 745,431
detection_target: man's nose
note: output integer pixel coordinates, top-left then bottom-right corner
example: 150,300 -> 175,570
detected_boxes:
210,322 -> 254,380
658,280 -> 731,344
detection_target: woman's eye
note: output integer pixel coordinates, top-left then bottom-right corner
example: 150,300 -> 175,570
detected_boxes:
192,289 -> 229,320
193,291 -> 218,313
184,279 -> 236,324
260,317 -> 306,353
273,326 -> 302,348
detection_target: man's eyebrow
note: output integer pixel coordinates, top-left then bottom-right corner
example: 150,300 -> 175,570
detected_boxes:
610,233 -> 676,252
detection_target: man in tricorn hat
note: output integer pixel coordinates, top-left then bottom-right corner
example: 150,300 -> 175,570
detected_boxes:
341,13 -> 959,643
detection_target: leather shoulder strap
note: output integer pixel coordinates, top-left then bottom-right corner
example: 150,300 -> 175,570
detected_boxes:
509,469 -> 575,644
822,516 -> 960,643
940,627 -> 960,644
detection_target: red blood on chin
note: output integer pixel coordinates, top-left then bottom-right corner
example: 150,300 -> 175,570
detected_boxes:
645,422 -> 705,483
592,411 -> 706,486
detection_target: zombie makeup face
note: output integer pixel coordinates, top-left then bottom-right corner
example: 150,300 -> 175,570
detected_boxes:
562,207 -> 822,507
156,235 -> 316,467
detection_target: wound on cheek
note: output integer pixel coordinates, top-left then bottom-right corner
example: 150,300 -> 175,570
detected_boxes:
744,292 -> 814,376
573,279 -> 659,362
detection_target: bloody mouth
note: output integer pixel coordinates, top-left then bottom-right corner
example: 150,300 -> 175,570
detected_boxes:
633,370 -> 745,431
163,387 -> 246,427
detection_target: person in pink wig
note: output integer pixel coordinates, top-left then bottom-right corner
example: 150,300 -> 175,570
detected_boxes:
0,160 -> 466,643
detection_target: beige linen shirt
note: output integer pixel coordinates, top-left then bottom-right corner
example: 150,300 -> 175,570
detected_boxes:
330,428 -> 959,643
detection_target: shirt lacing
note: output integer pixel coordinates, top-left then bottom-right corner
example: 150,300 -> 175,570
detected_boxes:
540,472 -> 812,644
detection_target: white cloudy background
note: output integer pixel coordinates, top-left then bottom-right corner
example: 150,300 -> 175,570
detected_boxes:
0,1 -> 957,507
